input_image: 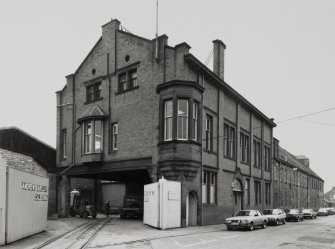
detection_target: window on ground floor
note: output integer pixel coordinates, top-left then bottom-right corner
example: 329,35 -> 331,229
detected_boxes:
202,170 -> 217,205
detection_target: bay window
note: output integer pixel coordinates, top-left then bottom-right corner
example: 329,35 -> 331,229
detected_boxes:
164,100 -> 173,141
83,120 -> 103,154
177,99 -> 188,140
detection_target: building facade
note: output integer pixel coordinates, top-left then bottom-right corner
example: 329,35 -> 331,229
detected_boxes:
273,138 -> 324,210
324,187 -> 335,208
56,19 -> 323,226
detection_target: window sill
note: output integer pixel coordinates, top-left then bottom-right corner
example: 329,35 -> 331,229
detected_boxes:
203,149 -> 217,155
116,86 -> 139,95
202,203 -> 217,207
84,97 -> 103,105
223,155 -> 236,161
158,139 -> 202,146
240,161 -> 250,166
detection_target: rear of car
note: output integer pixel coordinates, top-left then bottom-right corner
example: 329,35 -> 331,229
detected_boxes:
119,195 -> 144,219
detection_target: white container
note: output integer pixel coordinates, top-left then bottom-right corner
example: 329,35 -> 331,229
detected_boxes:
143,178 -> 181,229
0,158 -> 49,245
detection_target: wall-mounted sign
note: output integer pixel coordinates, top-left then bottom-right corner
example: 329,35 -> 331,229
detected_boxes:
22,181 -> 48,201
168,191 -> 179,201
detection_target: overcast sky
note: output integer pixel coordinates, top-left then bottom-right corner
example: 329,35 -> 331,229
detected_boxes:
0,0 -> 334,191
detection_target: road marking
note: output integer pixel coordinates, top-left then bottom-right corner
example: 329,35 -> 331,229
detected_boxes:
182,239 -> 217,248
172,238 -> 182,246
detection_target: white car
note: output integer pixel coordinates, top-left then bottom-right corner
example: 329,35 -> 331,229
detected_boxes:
224,210 -> 267,231
263,209 -> 286,225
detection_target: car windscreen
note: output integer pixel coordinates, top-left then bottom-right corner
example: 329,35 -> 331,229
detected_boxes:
302,209 -> 311,213
234,210 -> 250,216
263,210 -> 274,215
286,209 -> 298,214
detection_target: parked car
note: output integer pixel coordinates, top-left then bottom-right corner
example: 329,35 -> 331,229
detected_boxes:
285,209 -> 304,222
224,210 -> 267,231
317,208 -> 329,216
326,207 -> 335,215
302,209 -> 317,219
263,209 -> 286,225
119,195 -> 143,219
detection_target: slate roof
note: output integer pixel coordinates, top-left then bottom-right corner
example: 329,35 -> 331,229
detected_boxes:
77,105 -> 108,124
278,146 -> 323,181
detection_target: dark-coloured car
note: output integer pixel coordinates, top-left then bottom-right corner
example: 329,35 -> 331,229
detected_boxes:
224,210 -> 267,231
285,209 -> 304,222
119,195 -> 143,219
317,208 -> 329,216
302,209 -> 317,219
263,209 -> 286,225
326,207 -> 335,215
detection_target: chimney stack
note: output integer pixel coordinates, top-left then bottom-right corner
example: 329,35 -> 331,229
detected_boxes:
212,39 -> 226,80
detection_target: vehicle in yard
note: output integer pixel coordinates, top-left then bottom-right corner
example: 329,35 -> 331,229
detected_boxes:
317,208 -> 329,216
285,209 -> 304,222
119,195 -> 144,219
224,210 -> 267,231
263,209 -> 286,225
302,209 -> 317,219
326,207 -> 335,215
69,190 -> 97,218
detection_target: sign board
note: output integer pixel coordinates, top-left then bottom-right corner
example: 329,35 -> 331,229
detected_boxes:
330,195 -> 335,203
6,167 -> 49,244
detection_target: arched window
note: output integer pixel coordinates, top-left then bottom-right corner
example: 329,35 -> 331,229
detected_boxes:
232,179 -> 242,192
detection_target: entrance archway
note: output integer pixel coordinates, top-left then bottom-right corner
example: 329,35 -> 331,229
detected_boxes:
186,191 -> 197,226
232,178 -> 243,215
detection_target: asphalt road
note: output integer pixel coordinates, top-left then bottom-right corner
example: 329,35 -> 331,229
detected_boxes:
103,215 -> 335,249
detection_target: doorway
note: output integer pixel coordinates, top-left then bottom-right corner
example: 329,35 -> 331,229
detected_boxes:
186,192 -> 197,226
232,179 -> 243,215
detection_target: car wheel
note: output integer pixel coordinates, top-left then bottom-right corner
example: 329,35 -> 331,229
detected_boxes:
92,214 -> 97,219
261,221 -> 266,229
282,219 -> 286,224
275,219 -> 279,226
120,214 -> 126,219
248,222 -> 254,231
82,211 -> 89,219
301,217 -> 304,221
227,226 -> 232,231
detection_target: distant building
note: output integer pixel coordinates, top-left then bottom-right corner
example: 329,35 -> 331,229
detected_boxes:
0,127 -> 57,215
324,186 -> 335,207
273,138 -> 324,210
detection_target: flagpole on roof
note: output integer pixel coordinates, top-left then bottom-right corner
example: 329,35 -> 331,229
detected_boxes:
155,0 -> 159,60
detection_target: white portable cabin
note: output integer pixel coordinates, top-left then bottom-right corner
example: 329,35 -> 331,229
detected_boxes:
143,178 -> 181,229
0,151 -> 49,245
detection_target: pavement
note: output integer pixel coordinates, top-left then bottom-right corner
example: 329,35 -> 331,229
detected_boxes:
2,214 -> 335,249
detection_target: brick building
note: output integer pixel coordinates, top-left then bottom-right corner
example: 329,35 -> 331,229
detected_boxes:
273,138 -> 324,211
0,127 -> 56,215
56,18 -> 321,226
324,187 -> 335,208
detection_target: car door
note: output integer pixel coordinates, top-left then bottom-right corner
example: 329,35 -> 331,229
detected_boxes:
255,211 -> 263,225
